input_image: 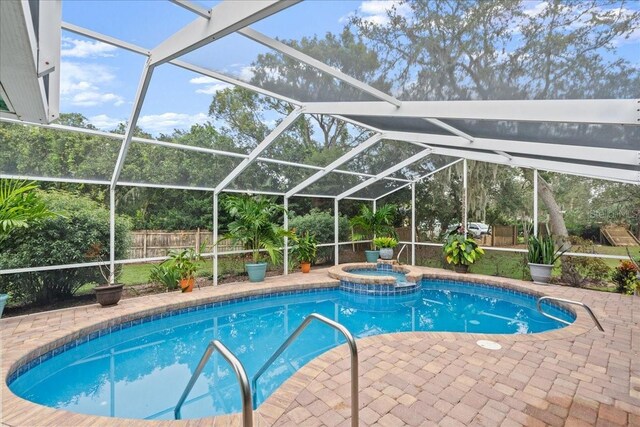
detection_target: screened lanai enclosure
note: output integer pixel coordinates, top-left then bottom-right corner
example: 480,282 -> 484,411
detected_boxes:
0,0 -> 639,289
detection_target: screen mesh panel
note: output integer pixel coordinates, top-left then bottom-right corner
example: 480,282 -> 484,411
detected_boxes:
341,139 -> 426,175
0,122 -> 119,181
118,142 -> 242,188
227,161 -> 316,193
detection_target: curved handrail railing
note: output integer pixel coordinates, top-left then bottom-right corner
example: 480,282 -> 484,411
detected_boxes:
251,313 -> 359,427
175,340 -> 252,426
396,244 -> 408,263
536,296 -> 604,332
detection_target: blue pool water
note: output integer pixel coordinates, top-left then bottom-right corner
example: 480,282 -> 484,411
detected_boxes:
9,281 -> 574,420
347,268 -> 409,283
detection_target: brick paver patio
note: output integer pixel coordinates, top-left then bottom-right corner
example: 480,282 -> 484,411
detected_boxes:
1,267 -> 638,426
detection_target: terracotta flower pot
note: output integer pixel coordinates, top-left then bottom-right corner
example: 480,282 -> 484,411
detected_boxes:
180,278 -> 195,293
300,262 -> 311,273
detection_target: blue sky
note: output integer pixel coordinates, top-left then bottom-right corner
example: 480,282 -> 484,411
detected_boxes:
59,1 -> 640,136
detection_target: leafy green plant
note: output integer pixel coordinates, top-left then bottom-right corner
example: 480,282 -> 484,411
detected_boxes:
443,233 -> 485,266
0,180 -> 57,243
350,204 -> 397,250
527,235 -> 567,265
612,260 -> 639,295
0,190 -> 131,306
291,232 -> 318,263
221,195 -> 294,264
373,237 -> 398,249
149,264 -> 180,291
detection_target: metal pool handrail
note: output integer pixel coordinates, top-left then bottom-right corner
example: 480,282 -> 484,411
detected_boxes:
536,296 -> 604,332
396,244 -> 407,262
175,340 -> 252,425
251,313 -> 359,427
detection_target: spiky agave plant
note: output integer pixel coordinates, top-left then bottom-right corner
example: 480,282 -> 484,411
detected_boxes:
527,235 -> 567,265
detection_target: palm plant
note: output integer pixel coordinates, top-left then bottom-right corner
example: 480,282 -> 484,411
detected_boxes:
222,195 -> 293,264
0,180 -> 56,243
350,204 -> 397,250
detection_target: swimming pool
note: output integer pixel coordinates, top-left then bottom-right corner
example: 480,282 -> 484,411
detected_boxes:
8,280 -> 574,420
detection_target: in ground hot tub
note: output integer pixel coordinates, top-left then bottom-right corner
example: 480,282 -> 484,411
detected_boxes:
328,260 -> 423,295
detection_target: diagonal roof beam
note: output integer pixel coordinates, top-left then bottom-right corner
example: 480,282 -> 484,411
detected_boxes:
303,100 -> 639,125
214,108 -> 303,194
375,158 -> 464,201
149,1 -> 300,67
238,27 -> 402,107
336,148 -> 433,200
285,133 -> 383,197
384,131 -> 636,168
169,0 -> 211,19
61,22 -> 302,106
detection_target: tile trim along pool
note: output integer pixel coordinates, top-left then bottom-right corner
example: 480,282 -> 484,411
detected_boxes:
0,266 -> 611,426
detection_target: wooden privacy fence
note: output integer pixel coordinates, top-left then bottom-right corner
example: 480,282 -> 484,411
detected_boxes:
491,225 -> 516,246
128,229 -> 243,259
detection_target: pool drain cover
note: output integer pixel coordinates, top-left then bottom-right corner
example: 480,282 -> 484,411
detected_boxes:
476,340 -> 502,350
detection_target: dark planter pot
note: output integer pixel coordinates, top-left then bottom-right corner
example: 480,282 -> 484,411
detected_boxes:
246,262 -> 267,282
453,264 -> 469,274
365,250 -> 380,263
95,284 -> 124,306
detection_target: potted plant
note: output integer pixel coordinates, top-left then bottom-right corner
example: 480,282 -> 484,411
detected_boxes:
374,237 -> 398,260
222,195 -> 294,283
167,248 -> 202,292
291,232 -> 317,273
350,204 -> 397,263
149,263 -> 181,291
85,243 -> 126,306
0,180 -> 56,316
527,234 -> 567,284
443,229 -> 485,273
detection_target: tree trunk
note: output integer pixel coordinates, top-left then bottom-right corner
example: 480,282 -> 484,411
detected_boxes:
537,174 -> 568,240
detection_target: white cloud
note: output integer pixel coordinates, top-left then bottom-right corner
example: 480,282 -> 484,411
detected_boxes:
343,1 -> 412,26
189,76 -> 233,95
189,76 -> 218,85
60,61 -> 124,107
88,114 -> 123,130
61,37 -> 117,58
137,112 -> 209,134
88,112 -> 209,135
72,92 -> 124,107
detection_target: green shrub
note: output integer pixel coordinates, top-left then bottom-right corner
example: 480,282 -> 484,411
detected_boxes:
612,261 -> 639,295
0,190 -> 131,305
560,256 -> 610,287
289,209 -> 350,264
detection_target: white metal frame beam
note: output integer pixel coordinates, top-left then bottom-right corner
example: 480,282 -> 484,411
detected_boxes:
385,131 -> 637,168
214,109 -> 303,193
238,28 -> 401,107
374,158 -> 464,201
285,133 -> 383,197
303,100 -> 640,125
149,1 -> 299,66
169,0 -> 211,19
110,63 -> 154,188
336,149 -> 433,200
61,22 -> 302,106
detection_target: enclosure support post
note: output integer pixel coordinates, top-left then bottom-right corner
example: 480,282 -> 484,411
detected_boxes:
334,199 -> 339,266
411,183 -> 416,265
533,169 -> 538,237
213,192 -> 218,286
109,187 -> 115,284
372,199 -> 377,242
463,159 -> 468,232
284,197 -> 289,276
